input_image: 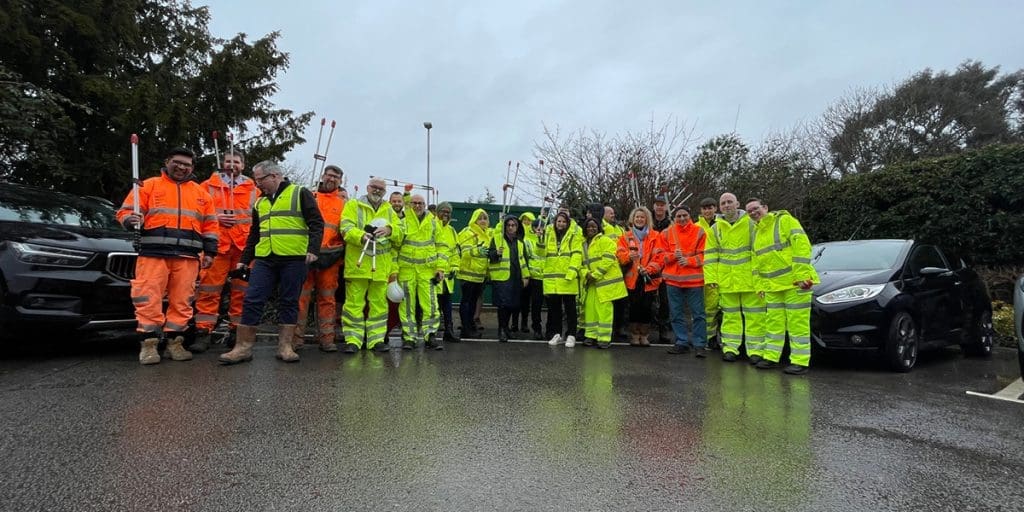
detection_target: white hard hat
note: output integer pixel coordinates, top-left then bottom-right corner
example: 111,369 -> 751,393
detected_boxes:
386,281 -> 405,303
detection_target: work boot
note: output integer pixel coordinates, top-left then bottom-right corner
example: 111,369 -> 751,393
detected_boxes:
139,336 -> 160,365
784,364 -> 808,375
190,329 -> 211,353
402,340 -> 415,350
319,339 -> 339,352
222,327 -> 237,349
443,324 -> 461,343
695,347 -> 709,359
372,342 -> 391,353
165,334 -> 193,361
292,325 -> 306,351
667,345 -> 690,355
499,329 -> 509,343
276,324 -> 300,362
639,324 -> 651,346
219,324 -> 257,365
342,343 -> 359,354
628,323 -> 641,346
756,359 -> 779,370
597,341 -> 610,349
722,352 -> 738,362
749,354 -> 763,365
426,333 -> 444,351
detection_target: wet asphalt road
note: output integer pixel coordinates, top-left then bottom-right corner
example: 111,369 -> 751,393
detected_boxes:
0,335 -> 1022,512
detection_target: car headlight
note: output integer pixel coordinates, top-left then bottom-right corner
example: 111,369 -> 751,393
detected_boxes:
817,284 -> 885,304
9,242 -> 95,267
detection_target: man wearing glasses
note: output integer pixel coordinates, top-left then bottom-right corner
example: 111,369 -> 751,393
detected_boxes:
397,192 -> 446,350
294,165 -> 347,352
338,177 -> 403,353
219,161 -> 324,364
117,147 -> 218,365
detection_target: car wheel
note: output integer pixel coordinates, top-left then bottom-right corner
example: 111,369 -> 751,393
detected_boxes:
961,309 -> 994,357
885,311 -> 918,372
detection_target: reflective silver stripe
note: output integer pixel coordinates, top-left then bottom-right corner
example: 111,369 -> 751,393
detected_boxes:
366,319 -> 388,331
197,284 -> 222,293
721,306 -> 742,313
717,257 -> 751,265
149,207 -> 202,220
140,236 -> 203,248
766,333 -> 787,340
265,229 -> 308,236
132,296 -> 149,304
791,336 -> 811,344
460,270 -> 486,279
662,273 -> 703,282
324,223 -> 339,231
756,241 -> 791,256
138,324 -> 161,333
792,257 -> 811,264
400,255 -> 436,265
403,239 -> 435,247
165,321 -> 187,331
765,302 -> 787,309
595,277 -> 621,288
760,267 -> 790,279
791,229 -> 805,236
790,347 -> 811,356
704,248 -> 721,254
784,302 -> 811,310
720,332 -> 743,340
194,314 -> 218,323
342,310 -> 363,323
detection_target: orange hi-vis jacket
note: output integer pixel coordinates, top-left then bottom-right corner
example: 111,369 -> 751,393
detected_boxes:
117,170 -> 219,258
200,172 -> 259,254
616,227 -> 665,292
660,220 -> 706,288
314,189 -> 345,253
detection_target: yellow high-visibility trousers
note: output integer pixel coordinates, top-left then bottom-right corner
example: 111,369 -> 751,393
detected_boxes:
764,288 -> 813,366
719,291 -> 766,357
342,278 -> 388,349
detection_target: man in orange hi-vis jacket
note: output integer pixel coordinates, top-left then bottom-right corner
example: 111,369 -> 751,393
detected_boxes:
190,149 -> 259,352
294,164 -> 346,352
117,147 -> 218,365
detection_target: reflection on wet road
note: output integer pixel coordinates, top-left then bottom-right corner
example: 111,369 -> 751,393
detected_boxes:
0,340 -> 1022,511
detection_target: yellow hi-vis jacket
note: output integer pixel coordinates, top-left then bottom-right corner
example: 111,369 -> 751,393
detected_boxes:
752,210 -> 819,292
488,231 -> 531,281
397,211 -> 444,280
538,224 -> 583,295
705,211 -> 757,293
581,234 -> 628,303
456,209 -> 491,284
437,220 -> 460,292
254,183 -> 308,257
340,195 -> 402,281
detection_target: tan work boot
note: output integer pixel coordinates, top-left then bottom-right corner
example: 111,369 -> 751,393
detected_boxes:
165,335 -> 193,361
139,337 -> 160,365
639,324 -> 651,346
276,324 -> 300,362
291,324 -> 306,350
628,323 -> 641,346
219,324 -> 257,365
319,337 -> 339,352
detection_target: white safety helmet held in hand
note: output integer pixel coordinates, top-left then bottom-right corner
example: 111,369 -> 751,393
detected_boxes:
386,281 -> 405,303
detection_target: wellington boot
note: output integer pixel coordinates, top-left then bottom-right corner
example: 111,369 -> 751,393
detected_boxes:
276,324 -> 300,362
165,336 -> 193,361
219,325 -> 257,365
139,337 -> 160,365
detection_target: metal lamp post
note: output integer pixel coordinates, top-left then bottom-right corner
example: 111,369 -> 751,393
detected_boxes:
423,121 -> 433,194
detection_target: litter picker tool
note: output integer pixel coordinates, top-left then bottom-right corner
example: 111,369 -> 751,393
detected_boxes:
130,134 -> 141,251
310,118 -> 337,184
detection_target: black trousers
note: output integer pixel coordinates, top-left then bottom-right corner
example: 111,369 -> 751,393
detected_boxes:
545,294 -> 578,338
459,281 -> 484,332
515,279 -> 543,332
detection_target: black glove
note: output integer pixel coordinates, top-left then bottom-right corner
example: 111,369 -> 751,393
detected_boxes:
228,266 -> 251,281
363,225 -> 377,237
487,247 -> 500,263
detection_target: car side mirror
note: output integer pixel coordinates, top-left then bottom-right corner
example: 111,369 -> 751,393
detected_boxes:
919,266 -> 952,278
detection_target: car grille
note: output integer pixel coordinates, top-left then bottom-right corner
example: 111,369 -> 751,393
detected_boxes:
105,252 -> 137,281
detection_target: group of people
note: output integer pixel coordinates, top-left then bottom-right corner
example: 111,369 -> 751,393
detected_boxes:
117,146 -> 818,375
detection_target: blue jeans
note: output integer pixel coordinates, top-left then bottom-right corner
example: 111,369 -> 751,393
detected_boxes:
666,285 -> 706,349
242,259 -> 308,325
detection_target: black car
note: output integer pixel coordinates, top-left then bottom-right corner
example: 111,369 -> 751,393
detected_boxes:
1014,274 -> 1023,379
0,183 -> 137,339
810,239 -> 993,372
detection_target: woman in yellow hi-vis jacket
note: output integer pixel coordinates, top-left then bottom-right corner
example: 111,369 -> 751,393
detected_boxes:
580,218 -> 628,348
488,215 -> 530,343
456,209 -> 491,339
541,211 -> 583,347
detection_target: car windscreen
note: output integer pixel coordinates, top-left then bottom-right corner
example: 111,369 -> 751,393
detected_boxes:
812,241 -> 905,271
0,187 -> 122,230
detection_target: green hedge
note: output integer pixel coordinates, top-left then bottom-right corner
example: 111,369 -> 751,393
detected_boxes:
803,144 -> 1024,266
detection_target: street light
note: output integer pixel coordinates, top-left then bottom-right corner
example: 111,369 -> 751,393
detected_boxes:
423,121 -> 432,194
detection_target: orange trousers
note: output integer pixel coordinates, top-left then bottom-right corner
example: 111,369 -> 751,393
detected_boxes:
193,245 -> 247,331
296,260 -> 342,343
130,255 -> 200,334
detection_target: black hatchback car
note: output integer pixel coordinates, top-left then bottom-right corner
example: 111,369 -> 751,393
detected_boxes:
810,239 -> 993,372
0,182 -> 137,339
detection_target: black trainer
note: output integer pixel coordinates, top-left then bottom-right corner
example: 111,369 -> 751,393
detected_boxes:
372,343 -> 391,353
342,343 -> 359,354
784,364 -> 808,375
597,342 -> 610,349
532,330 -> 544,341
695,347 -> 709,359
667,345 -> 690,354
756,359 -> 779,369
722,352 -> 738,362
749,354 -> 763,365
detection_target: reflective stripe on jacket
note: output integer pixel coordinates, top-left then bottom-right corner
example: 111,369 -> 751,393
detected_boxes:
437,221 -> 460,290
660,220 -> 706,288
488,234 -> 530,282
616,228 -> 664,292
201,172 -> 259,253
582,234 -> 628,303
254,183 -> 309,257
705,212 -> 756,292
752,210 -> 819,292
117,171 -> 219,258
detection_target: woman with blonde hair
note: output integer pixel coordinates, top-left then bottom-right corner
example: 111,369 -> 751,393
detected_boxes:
456,209 -> 491,339
616,206 -> 665,346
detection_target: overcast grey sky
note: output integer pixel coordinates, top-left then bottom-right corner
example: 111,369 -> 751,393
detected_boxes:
207,0 -> 1024,203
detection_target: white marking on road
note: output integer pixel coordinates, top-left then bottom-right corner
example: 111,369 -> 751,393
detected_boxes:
966,378 -> 1024,404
